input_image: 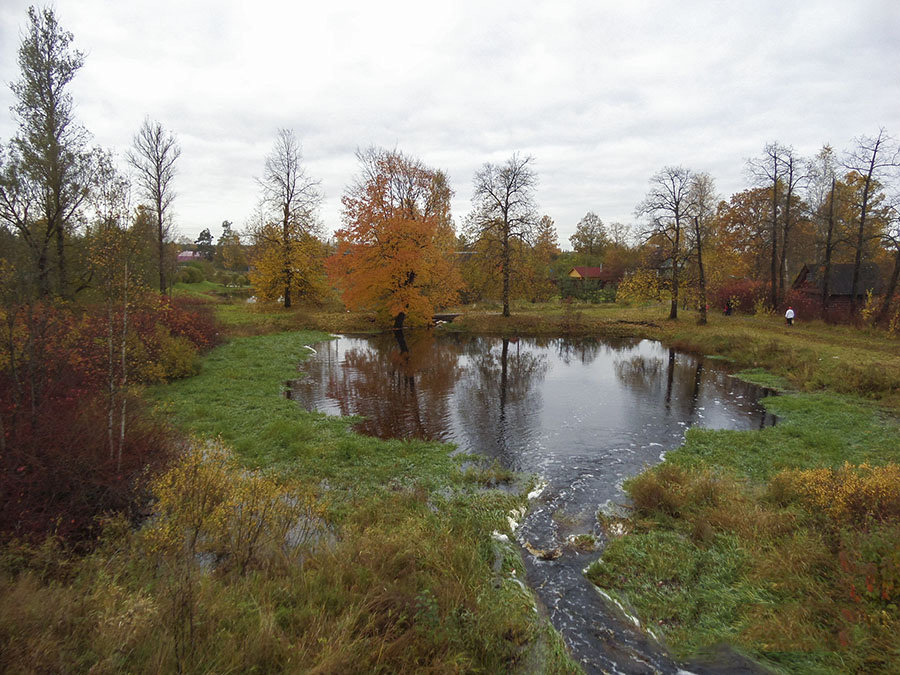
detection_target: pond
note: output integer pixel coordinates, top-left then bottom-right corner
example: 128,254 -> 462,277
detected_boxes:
288,332 -> 775,673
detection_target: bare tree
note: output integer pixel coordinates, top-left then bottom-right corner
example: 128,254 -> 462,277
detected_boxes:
256,128 -> 321,308
687,172 -> 718,325
843,129 -> 900,314
127,117 -> 181,293
1,7 -> 92,298
608,221 -> 632,247
747,142 -> 787,308
808,145 -> 840,313
875,199 -> 900,325
467,153 -> 538,317
777,148 -> 808,299
636,166 -> 694,320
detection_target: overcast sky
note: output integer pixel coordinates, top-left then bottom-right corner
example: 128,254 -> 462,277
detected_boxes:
1,1 -> 898,246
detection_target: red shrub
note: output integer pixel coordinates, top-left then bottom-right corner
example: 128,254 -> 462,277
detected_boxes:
711,279 -> 768,314
160,295 -> 220,352
0,395 -> 174,546
0,293 -> 218,546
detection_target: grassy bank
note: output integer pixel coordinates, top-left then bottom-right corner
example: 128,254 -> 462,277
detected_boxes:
586,392 -> 900,673
439,300 -> 899,672
1,330 -> 578,673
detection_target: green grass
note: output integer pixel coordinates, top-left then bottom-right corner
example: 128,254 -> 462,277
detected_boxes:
588,388 -> 900,672
149,331 -> 464,493
668,392 -> 900,483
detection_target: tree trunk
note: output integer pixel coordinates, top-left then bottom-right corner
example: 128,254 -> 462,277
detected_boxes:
282,210 -> 292,308
669,220 -> 680,320
851,170 -> 873,315
393,311 -> 406,330
118,261 -> 129,472
502,227 -> 511,317
157,210 -> 166,293
107,303 -> 115,460
695,216 -> 707,325
55,222 -> 68,298
822,178 -> 835,315
778,162 -> 795,301
769,177 -> 779,309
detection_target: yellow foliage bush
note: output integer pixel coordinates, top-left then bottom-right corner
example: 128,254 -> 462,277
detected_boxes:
769,463 -> 900,525
143,440 -> 324,575
616,269 -> 661,305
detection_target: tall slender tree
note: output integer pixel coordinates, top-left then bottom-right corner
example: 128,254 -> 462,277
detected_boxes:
777,148 -> 808,299
843,129 -> 899,313
467,153 -> 538,317
687,172 -> 717,325
251,129 -> 322,308
0,6 -> 92,298
127,118 -> 181,293
748,142 -> 786,308
809,145 -> 840,313
876,201 -> 900,325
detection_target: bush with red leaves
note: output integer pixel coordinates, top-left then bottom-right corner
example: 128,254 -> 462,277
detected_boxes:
0,293 -> 217,546
711,279 -> 768,314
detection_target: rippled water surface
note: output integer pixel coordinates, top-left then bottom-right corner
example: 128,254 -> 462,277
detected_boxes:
289,332 -> 775,674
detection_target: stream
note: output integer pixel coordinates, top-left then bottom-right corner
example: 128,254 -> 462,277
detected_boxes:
288,332 -> 776,674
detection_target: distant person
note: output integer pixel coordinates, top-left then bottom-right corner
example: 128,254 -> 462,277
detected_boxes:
724,301 -> 732,316
785,306 -> 795,326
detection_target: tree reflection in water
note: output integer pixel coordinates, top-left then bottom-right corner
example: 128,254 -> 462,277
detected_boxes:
614,348 -> 708,421
614,348 -> 774,428
322,330 -> 463,440
555,336 -> 640,367
455,337 -> 549,467
291,333 -> 775,459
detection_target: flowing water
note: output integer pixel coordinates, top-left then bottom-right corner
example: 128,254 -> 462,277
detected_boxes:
288,332 -> 775,674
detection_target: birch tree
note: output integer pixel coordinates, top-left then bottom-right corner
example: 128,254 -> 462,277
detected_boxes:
251,129 -> 322,308
127,118 -> 181,293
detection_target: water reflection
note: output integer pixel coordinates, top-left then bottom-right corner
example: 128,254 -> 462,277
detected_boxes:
291,331 -> 463,440
455,338 -> 549,466
291,333 -> 775,470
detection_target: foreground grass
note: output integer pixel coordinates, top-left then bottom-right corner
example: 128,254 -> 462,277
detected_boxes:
0,331 -> 579,673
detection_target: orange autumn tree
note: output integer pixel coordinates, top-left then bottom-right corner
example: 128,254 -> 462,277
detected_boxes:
328,148 -> 463,329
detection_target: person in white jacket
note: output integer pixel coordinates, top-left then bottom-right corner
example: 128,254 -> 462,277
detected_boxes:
785,306 -> 795,326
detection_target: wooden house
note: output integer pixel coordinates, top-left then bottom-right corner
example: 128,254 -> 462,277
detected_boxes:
568,266 -> 617,287
792,262 -> 884,308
